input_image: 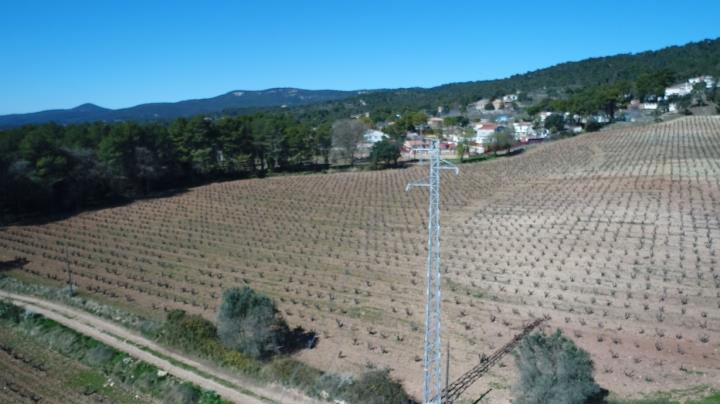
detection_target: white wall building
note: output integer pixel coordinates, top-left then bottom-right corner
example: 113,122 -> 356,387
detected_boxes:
640,102 -> 658,110
689,75 -> 716,88
363,130 -> 388,144
473,122 -> 500,144
665,82 -> 693,97
513,122 -> 534,138
502,94 -> 518,103
538,111 -> 554,122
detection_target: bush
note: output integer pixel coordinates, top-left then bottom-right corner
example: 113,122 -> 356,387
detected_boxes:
585,121 -> 603,132
545,114 -> 566,133
0,300 -> 24,323
83,344 -> 117,366
340,369 -> 410,404
262,357 -> 324,392
217,287 -> 289,360
165,382 -> 201,404
162,309 -> 217,348
513,329 -> 601,404
370,139 -> 401,168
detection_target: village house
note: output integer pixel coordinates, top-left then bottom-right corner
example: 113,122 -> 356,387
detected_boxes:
512,121 -> 534,139
538,111 -> 554,122
640,102 -> 658,110
569,125 -> 584,134
665,82 -> 693,97
527,128 -> 550,141
469,142 -> 485,154
502,94 -> 518,103
688,75 -> 716,88
363,130 -> 388,144
473,122 -> 503,144
427,117 -> 444,129
590,114 -> 610,124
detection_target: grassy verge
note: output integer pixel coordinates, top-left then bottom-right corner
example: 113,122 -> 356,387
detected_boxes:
158,309 -> 411,403
0,275 -> 415,403
0,298 -> 229,404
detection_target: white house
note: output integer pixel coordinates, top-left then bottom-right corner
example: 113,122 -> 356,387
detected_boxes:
469,143 -> 485,154
363,130 -> 388,144
640,102 -> 658,110
529,128 -> 550,140
538,111 -> 554,122
594,114 -> 611,124
665,82 -> 693,97
512,122 -> 534,138
502,94 -> 518,103
473,122 -> 503,144
688,75 -> 716,89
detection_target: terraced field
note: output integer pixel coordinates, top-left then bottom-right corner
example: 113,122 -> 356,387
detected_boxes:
2,116 -> 720,401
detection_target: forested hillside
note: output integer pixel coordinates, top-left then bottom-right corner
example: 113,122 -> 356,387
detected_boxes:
347,38 -> 720,112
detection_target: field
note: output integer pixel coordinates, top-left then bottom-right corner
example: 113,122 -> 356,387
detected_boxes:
2,116 -> 720,401
0,324 -> 149,403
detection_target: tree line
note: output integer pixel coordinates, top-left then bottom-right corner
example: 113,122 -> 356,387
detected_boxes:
287,39 -> 720,117
0,113 -> 333,220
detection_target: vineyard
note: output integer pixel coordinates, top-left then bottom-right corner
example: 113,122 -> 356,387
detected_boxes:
2,116 -> 720,400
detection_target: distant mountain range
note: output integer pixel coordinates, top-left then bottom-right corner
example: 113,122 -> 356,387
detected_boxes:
2,38 -> 719,129
0,88 -> 362,128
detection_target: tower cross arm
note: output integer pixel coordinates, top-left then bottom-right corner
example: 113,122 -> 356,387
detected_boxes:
405,179 -> 430,192
439,159 -> 460,175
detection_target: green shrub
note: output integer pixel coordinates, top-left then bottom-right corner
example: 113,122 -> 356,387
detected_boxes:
161,309 -> 217,348
218,347 -> 262,376
585,121 -> 603,132
513,329 -> 600,404
83,344 -> 117,366
262,357 -> 324,392
216,287 -> 289,359
338,369 -> 411,404
0,300 -> 23,323
165,382 -> 201,404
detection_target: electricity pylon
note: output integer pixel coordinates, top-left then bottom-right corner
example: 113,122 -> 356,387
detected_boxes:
406,140 -> 459,403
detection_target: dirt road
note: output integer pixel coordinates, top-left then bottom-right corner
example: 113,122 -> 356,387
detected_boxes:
0,290 -> 317,404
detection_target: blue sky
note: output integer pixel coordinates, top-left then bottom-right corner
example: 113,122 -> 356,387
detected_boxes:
1,0 -> 718,114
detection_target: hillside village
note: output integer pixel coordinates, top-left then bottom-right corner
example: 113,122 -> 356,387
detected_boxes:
359,74 -> 718,159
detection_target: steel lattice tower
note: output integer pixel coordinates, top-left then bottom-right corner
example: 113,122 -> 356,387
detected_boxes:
406,140 -> 458,403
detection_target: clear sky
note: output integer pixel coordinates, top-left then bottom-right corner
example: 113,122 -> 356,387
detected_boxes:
1,0 -> 718,114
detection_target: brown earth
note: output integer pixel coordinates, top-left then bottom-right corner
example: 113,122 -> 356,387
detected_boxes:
2,116 -> 720,402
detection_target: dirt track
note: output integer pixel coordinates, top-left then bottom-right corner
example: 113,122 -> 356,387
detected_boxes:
0,290 -> 317,404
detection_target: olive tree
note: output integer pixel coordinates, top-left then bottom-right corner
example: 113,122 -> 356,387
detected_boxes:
217,286 -> 289,359
331,119 -> 367,166
488,127 -> 515,156
513,330 -> 601,404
